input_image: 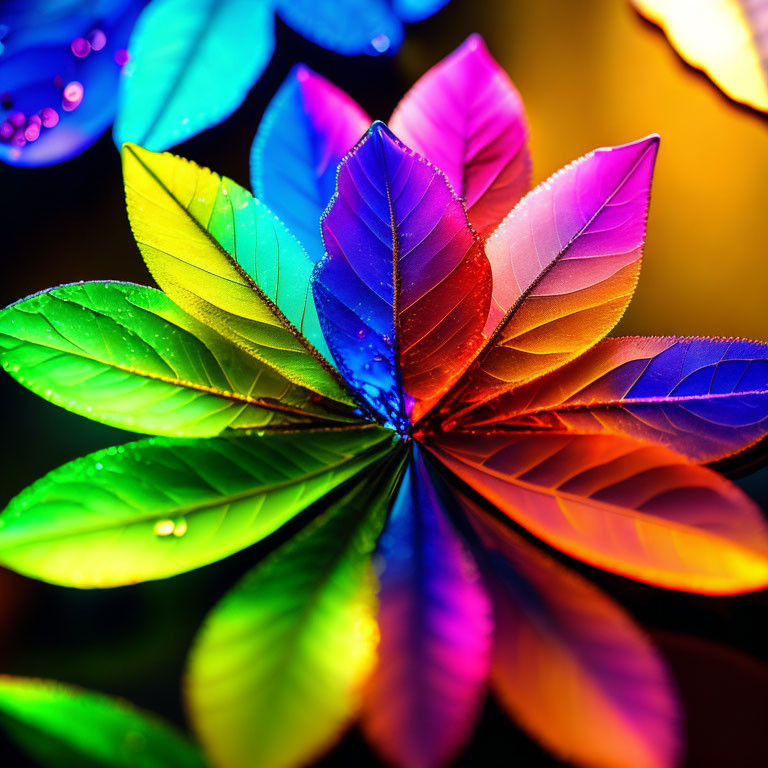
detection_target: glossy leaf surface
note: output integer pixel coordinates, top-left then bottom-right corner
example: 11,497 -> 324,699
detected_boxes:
187,457 -> 405,768
0,676 -> 204,768
428,430 -> 768,593
390,34 -> 531,237
114,0 -> 274,151
122,143 -> 351,405
0,427 -> 394,587
313,122 -> 492,429
459,336 -> 768,462
361,448 -> 492,768
463,504 -> 680,768
251,65 -> 370,262
272,0 -> 403,56
0,0 -> 143,166
448,137 -> 658,413
0,282 -> 357,437
632,0 -> 768,112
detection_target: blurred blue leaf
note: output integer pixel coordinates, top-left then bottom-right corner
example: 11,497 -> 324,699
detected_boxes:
0,0 -> 143,167
273,0 -> 403,55
251,64 -> 369,262
114,0 -> 274,151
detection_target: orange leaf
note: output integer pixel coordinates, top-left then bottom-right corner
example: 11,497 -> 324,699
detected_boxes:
426,430 -> 768,594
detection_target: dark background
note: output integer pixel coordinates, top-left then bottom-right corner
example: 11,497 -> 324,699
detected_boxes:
1,1 -> 768,766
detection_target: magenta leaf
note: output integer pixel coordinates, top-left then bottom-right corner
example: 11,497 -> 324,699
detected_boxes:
361,447 -> 492,768
390,34 -> 531,237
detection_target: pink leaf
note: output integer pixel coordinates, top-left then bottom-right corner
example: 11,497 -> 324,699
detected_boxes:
389,34 -> 531,237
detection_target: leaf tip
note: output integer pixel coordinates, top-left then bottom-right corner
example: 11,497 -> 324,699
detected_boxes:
458,32 -> 490,56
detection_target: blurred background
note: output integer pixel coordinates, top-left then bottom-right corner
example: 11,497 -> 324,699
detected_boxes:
2,1 -> 768,765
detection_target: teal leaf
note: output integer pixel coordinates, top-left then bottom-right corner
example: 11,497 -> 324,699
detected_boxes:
114,0 -> 275,150
0,426 -> 396,587
0,676 -> 205,768
0,282 -> 359,437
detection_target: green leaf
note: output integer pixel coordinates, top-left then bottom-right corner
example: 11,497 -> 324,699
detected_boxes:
121,143 -> 352,406
0,426 -> 396,587
186,453 -> 407,768
0,282 -> 359,438
0,676 -> 205,768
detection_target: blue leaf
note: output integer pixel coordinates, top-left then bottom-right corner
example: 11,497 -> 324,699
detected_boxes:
114,0 -> 274,151
393,0 -> 451,23
273,0 -> 403,56
251,64 -> 370,263
0,0 -> 143,167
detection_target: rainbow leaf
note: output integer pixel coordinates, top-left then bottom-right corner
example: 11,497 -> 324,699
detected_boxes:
361,447 -> 492,768
0,282 -> 358,437
0,426 -> 395,587
114,0 -> 274,151
390,34 -> 531,237
186,455 -> 405,768
458,336 -> 768,462
122,143 -> 352,405
0,676 -> 205,768
427,430 -> 768,594
313,122 -> 492,429
251,65 -> 370,262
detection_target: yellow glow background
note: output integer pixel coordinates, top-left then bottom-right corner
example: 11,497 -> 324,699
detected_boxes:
401,0 -> 768,342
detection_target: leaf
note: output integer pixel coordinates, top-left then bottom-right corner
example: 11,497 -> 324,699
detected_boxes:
441,136 -> 659,417
272,0 -> 403,56
389,34 -> 531,238
632,0 -> 768,112
0,282 -> 359,437
0,426 -> 395,587
0,0 -> 142,167
312,122 -> 492,429
392,0 -> 452,23
457,336 -> 768,463
113,0 -> 274,151
122,143 -> 353,407
360,447 -> 492,768
251,64 -> 370,263
462,502 -> 681,768
0,675 -> 205,768
426,430 -> 768,594
186,453 -> 406,768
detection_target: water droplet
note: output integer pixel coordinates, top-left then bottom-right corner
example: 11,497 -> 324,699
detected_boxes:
71,37 -> 91,58
371,33 -> 391,53
62,81 -> 84,111
40,107 -> 59,128
154,519 -> 175,537
88,29 -> 107,51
